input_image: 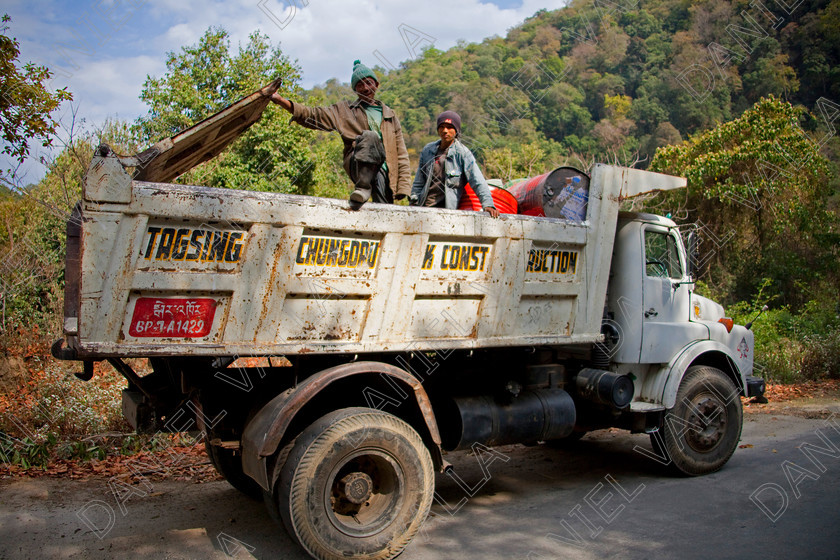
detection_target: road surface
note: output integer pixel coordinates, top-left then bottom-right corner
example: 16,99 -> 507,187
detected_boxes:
2,403 -> 839,559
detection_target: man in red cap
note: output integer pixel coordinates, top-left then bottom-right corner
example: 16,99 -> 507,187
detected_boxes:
269,60 -> 410,206
410,111 -> 499,217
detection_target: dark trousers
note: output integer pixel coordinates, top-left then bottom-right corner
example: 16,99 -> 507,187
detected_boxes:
350,131 -> 392,204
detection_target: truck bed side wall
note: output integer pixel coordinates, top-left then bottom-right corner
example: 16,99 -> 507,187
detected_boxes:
69,162 -> 681,359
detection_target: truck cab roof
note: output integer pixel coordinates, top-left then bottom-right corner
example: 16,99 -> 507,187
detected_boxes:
619,211 -> 678,228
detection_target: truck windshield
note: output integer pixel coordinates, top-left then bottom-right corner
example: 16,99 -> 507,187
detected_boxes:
644,229 -> 682,279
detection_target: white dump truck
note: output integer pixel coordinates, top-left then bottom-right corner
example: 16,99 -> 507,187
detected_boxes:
53,83 -> 765,560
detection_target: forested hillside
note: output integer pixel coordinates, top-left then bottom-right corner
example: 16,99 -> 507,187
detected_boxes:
364,0 -> 840,180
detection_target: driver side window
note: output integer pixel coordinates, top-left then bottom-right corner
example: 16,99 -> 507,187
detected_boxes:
645,230 -> 682,278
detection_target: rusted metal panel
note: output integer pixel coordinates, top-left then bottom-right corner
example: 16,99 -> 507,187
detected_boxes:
84,147 -> 133,204
133,79 -> 280,184
68,157 -> 685,358
63,205 -> 82,332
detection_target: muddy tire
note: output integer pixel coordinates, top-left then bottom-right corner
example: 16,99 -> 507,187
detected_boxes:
655,366 -> 743,476
264,439 -> 296,525
204,439 -> 263,499
275,407 -> 434,560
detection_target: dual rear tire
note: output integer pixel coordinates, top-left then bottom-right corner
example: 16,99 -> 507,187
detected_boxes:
271,407 -> 434,560
204,439 -> 263,499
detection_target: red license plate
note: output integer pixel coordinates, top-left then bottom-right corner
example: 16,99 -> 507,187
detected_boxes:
129,297 -> 217,337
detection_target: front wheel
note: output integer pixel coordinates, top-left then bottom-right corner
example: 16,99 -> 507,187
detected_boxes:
275,408 -> 434,560
654,366 -> 743,476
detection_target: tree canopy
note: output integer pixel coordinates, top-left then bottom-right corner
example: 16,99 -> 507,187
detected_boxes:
0,14 -> 72,183
136,28 -> 346,196
649,95 -> 838,306
373,0 -> 839,176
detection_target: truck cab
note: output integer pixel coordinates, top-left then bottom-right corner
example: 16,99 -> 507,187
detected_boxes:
607,211 -> 760,413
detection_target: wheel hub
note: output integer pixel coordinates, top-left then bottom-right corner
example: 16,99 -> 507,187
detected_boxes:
339,472 -> 373,505
326,451 -> 404,537
686,396 -> 726,452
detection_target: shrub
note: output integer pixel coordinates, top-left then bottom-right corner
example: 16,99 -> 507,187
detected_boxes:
801,331 -> 840,380
0,360 -> 129,468
724,280 -> 840,383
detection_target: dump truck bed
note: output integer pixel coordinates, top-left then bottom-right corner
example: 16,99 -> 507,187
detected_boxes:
62,160 -> 684,359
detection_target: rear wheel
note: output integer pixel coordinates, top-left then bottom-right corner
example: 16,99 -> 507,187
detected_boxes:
654,366 -> 743,476
205,439 -> 263,499
274,407 -> 434,560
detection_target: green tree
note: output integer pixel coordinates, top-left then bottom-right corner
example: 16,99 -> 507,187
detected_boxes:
649,96 -> 838,307
0,120 -> 137,336
0,14 -> 72,181
136,28 -> 332,196
640,121 -> 682,162
484,142 -> 548,183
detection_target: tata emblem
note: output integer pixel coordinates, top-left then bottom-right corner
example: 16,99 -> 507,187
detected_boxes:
738,338 -> 750,359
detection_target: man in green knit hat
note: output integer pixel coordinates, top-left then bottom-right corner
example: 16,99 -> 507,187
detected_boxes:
270,60 -> 410,206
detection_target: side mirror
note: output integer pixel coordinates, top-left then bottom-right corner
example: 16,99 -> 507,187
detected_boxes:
687,231 -> 699,279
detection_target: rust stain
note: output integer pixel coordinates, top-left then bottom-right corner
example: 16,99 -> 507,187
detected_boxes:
258,361 -> 442,458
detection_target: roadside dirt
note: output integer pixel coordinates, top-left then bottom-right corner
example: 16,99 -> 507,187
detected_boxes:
2,379 -> 838,482
0,443 -> 221,483
743,379 -> 840,419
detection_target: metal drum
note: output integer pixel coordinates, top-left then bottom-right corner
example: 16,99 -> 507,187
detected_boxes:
458,184 -> 519,214
506,166 -> 590,221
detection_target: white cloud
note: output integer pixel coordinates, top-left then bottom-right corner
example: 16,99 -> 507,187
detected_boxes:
136,0 -> 569,87
68,55 -> 163,126
163,22 -> 200,48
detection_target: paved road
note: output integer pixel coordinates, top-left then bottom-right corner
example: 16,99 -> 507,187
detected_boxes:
2,406 -> 839,560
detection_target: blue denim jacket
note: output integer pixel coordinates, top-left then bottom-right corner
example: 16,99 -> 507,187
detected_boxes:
410,139 -> 495,210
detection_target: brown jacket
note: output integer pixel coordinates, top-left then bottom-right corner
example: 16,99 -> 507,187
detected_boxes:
290,99 -> 411,198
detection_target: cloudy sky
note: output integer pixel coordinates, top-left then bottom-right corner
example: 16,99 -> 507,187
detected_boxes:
4,0 -> 569,183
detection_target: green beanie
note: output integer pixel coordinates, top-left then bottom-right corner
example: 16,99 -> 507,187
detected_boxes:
351,59 -> 378,90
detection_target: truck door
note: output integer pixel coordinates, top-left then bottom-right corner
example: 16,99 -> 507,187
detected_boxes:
640,225 -> 692,363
